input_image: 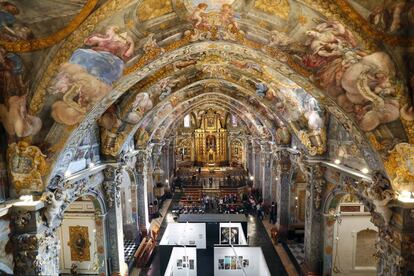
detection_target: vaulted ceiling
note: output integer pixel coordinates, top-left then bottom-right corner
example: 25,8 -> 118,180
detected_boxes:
1,0 -> 414,195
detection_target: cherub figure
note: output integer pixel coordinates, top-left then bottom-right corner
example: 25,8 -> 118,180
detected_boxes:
191,3 -> 209,29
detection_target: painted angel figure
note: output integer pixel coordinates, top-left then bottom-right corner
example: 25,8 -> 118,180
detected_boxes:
190,3 -> 209,29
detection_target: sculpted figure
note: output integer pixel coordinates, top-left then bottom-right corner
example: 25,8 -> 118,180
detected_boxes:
41,191 -> 64,228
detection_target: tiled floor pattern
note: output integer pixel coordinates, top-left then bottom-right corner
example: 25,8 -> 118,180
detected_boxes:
124,240 -> 139,264
286,241 -> 305,266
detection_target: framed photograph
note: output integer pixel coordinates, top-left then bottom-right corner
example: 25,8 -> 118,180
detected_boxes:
224,256 -> 231,269
230,227 -> 239,244
237,256 -> 243,269
220,227 -> 230,244
242,259 -> 249,268
177,259 -> 183,269
218,259 -> 224,270
231,256 -> 237,270
189,259 -> 195,270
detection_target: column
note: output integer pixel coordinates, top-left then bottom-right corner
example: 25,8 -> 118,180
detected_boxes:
261,142 -> 273,204
103,166 -> 127,275
275,149 -> 291,241
303,164 -> 325,274
135,151 -> 150,235
12,201 -> 60,275
376,205 -> 414,276
254,143 -> 261,189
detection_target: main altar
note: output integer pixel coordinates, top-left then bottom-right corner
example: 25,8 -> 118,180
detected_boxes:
194,109 -> 228,166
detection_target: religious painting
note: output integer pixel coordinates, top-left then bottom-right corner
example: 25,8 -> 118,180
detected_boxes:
0,0 -> 98,52
68,226 -> 91,262
49,25 -> 134,126
343,0 -> 414,35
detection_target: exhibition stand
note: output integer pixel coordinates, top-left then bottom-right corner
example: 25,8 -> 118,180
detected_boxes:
214,246 -> 271,276
164,246 -> 197,276
160,215 -> 269,275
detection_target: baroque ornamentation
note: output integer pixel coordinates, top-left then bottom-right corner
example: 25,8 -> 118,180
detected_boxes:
103,167 -> 123,208
345,171 -> 396,228
254,0 -> 290,20
100,129 -> 126,157
310,164 -> 325,210
0,0 -> 99,52
7,142 -> 47,195
41,191 -> 64,229
385,143 -> 414,192
13,210 -> 32,229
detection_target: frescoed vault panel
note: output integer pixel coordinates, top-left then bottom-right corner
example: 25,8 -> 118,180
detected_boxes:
0,0 -> 413,196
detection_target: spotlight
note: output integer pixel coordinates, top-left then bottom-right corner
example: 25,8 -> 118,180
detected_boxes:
165,179 -> 169,183
64,170 -> 72,178
292,146 -> 297,150
89,162 -> 95,168
334,159 -> 341,165
361,168 -> 369,174
249,176 -> 254,181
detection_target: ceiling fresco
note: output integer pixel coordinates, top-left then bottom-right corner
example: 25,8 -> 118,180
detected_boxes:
345,0 -> 414,36
1,0 -> 414,196
0,0 -> 99,52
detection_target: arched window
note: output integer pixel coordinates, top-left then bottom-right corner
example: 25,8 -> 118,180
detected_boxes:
231,114 -> 237,127
184,114 -> 190,128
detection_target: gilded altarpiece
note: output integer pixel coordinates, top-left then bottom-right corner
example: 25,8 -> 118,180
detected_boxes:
194,109 -> 228,166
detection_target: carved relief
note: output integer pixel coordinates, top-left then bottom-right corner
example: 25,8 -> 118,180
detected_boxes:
310,164 -> 325,210
7,142 -> 47,194
344,172 -> 396,228
103,167 -> 122,208
13,210 -> 32,229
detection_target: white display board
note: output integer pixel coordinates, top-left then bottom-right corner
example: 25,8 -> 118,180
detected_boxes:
164,247 -> 197,276
160,223 -> 206,249
218,223 -> 247,245
214,247 -> 270,276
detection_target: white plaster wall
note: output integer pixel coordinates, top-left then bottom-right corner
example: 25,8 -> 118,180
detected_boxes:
332,210 -> 377,276
213,247 -> 270,276
164,247 -> 197,276
59,201 -> 98,274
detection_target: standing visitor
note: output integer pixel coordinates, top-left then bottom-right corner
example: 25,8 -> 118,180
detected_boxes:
269,201 -> 277,224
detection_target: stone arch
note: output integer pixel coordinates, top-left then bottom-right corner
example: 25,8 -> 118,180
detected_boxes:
56,194 -> 108,275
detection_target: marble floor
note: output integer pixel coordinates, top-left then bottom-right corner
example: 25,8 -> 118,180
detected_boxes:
132,194 -> 298,276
